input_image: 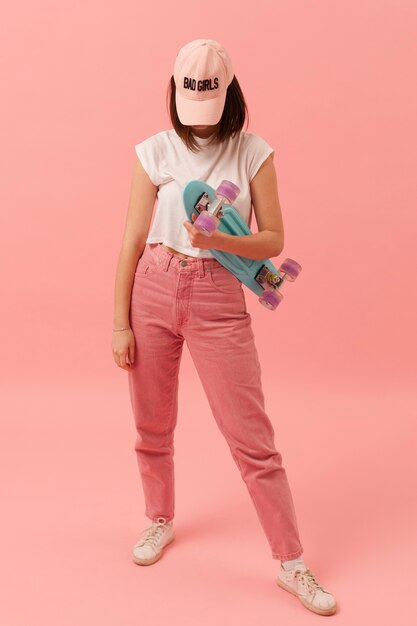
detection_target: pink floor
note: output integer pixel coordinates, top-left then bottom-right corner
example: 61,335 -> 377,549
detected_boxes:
1,358 -> 415,625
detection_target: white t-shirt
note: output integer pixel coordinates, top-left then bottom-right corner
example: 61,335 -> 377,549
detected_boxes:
134,128 -> 275,258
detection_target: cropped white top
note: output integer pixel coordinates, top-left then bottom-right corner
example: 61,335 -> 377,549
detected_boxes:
134,128 -> 275,258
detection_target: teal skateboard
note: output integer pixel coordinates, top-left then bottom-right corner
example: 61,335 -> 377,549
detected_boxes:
183,179 -> 302,310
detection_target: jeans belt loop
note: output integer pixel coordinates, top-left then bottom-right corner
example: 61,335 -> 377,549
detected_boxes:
196,258 -> 204,278
160,250 -> 173,272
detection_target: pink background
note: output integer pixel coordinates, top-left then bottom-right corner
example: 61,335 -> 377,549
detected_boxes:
1,0 -> 416,623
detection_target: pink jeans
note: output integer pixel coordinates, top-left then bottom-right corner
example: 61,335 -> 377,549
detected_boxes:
128,242 -> 304,560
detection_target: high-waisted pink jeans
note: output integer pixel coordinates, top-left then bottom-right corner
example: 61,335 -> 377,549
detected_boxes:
128,242 -> 303,560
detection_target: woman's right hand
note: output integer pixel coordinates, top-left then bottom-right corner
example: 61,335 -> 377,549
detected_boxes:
112,328 -> 135,370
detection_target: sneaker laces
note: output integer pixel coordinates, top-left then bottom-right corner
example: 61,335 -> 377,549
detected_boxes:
294,568 -> 327,595
135,517 -> 170,548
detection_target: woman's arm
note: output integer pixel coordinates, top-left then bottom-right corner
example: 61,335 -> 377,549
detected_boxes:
215,154 -> 285,260
113,158 -> 158,330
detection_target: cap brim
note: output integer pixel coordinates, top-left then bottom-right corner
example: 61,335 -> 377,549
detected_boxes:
176,89 -> 226,125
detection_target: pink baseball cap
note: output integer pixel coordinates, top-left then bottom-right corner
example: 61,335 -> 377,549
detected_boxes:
173,39 -> 234,125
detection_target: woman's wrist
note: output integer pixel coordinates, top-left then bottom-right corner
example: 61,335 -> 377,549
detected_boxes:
211,229 -> 228,251
113,316 -> 131,331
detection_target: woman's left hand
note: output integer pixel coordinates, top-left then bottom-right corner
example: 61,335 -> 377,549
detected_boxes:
183,214 -> 225,250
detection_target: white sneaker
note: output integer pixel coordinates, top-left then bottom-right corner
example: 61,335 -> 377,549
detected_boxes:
132,516 -> 175,565
276,563 -> 337,616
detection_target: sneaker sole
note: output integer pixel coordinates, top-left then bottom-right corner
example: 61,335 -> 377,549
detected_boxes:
276,577 -> 337,616
132,533 -> 176,566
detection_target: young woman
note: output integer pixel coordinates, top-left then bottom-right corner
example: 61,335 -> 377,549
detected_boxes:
112,39 -> 337,616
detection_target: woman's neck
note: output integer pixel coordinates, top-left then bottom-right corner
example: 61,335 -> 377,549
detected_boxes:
191,124 -> 219,138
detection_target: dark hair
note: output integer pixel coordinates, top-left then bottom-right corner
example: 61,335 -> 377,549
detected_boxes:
166,75 -> 249,152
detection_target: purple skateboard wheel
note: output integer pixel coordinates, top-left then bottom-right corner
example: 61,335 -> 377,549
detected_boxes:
259,289 -> 283,310
279,258 -> 302,281
216,180 -> 240,204
194,210 -> 219,236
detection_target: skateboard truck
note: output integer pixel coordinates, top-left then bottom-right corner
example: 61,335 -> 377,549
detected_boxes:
254,259 -> 302,310
193,180 -> 240,236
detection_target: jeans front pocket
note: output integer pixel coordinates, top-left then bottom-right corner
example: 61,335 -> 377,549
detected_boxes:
135,248 -> 160,277
206,265 -> 243,294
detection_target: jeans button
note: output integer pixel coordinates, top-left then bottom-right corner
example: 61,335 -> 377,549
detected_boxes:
181,260 -> 187,266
